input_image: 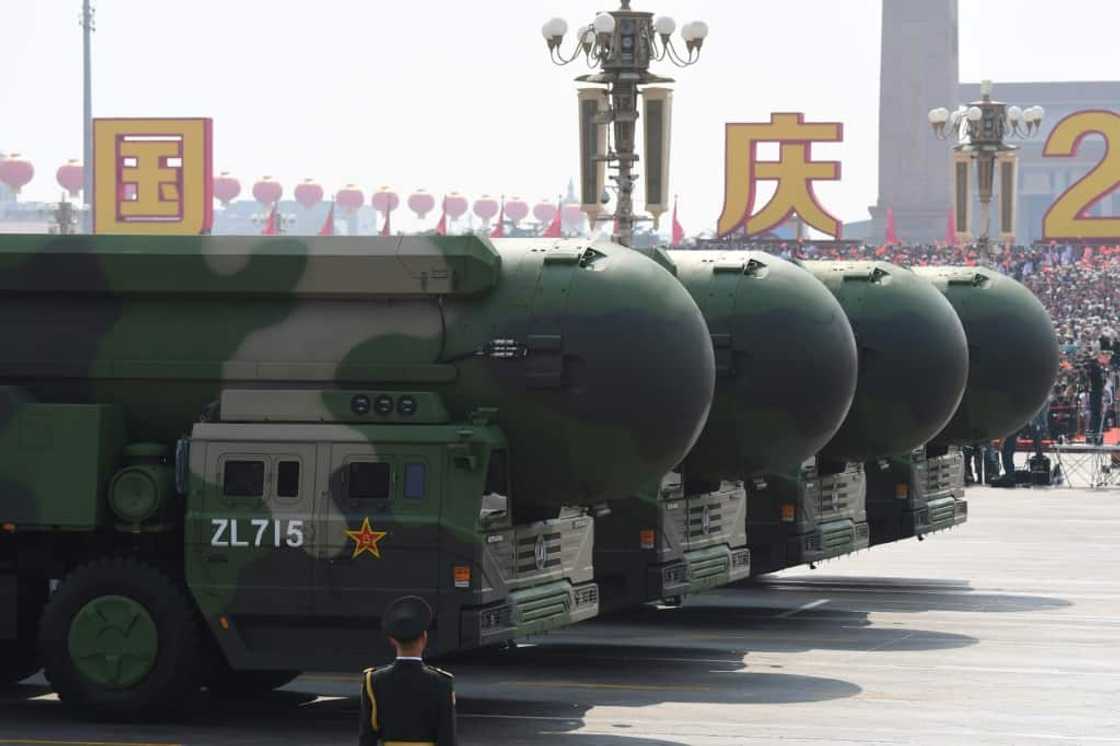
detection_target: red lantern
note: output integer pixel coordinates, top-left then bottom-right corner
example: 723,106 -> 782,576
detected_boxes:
504,197 -> 529,225
371,187 -> 400,214
56,159 -> 84,198
0,154 -> 34,194
336,184 -> 365,213
294,179 -> 324,209
533,200 -> 558,224
473,196 -> 499,222
444,193 -> 469,220
408,190 -> 436,220
253,176 -> 283,206
213,171 -> 241,206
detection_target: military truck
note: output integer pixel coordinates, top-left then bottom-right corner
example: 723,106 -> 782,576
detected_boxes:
747,260 -> 971,573
0,234 -> 717,718
594,251 -> 858,609
865,266 -> 1058,546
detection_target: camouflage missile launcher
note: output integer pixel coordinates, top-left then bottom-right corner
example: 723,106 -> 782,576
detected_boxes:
594,251 -> 857,609
0,234 -> 717,718
867,267 -> 1058,545
748,261 -> 969,574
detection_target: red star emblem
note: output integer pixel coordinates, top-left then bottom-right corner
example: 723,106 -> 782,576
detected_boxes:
344,517 -> 387,559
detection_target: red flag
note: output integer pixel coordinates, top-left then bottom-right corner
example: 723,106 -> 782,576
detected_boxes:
885,206 -> 898,244
671,197 -> 685,246
490,199 -> 506,238
542,199 -> 562,238
261,205 -> 279,235
435,199 -> 447,236
380,209 -> 391,237
945,208 -> 958,246
318,203 -> 335,236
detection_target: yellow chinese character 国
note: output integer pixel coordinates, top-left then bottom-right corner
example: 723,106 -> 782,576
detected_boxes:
93,118 -> 213,234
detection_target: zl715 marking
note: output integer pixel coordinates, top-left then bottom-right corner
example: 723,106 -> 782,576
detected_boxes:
210,518 -> 305,548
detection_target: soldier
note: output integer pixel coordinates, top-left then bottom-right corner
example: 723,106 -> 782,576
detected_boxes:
359,596 -> 457,746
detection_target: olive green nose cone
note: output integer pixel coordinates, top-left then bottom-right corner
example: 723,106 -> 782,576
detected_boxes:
486,240 -> 716,506
804,261 -> 969,462
671,251 -> 858,479
914,266 -> 1059,445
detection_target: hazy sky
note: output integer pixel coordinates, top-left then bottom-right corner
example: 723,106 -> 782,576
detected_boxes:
3,1 -> 1118,232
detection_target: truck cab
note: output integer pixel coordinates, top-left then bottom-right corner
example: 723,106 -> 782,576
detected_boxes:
747,459 -> 870,575
594,472 -> 750,613
186,389 -> 599,670
866,445 -> 968,546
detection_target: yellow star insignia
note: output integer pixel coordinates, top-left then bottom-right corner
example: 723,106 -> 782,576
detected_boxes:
344,517 -> 387,559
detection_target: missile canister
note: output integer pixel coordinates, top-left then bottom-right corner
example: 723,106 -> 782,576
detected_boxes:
802,261 -> 969,462
0,235 -> 715,511
668,250 -> 859,480
914,266 -> 1059,444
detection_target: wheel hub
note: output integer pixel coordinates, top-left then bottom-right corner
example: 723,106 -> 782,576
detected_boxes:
67,595 -> 158,689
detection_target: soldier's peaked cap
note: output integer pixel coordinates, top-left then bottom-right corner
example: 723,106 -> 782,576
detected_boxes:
382,595 -> 433,641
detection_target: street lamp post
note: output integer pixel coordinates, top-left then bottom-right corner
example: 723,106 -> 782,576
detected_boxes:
80,0 -> 95,232
928,80 -> 1044,263
541,2 -> 708,248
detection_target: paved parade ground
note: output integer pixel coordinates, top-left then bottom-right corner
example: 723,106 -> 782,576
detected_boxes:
1,486 -> 1117,745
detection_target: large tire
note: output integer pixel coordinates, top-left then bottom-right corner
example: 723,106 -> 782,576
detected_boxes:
206,668 -> 302,697
39,558 -> 202,720
0,577 -> 48,686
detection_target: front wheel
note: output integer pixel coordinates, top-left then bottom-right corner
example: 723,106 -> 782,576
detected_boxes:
39,558 -> 203,720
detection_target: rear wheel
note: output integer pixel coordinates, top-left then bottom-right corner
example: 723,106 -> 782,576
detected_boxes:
39,558 -> 202,720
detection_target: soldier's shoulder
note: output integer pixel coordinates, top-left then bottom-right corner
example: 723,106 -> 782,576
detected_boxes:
425,664 -> 454,681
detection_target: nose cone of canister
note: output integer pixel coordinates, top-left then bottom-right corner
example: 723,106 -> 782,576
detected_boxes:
484,240 -> 716,507
804,261 -> 970,462
672,251 -> 858,479
915,266 -> 1059,445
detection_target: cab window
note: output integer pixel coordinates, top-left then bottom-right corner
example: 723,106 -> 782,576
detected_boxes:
223,460 -> 265,498
404,462 -> 426,499
276,460 -> 301,499
348,462 -> 391,500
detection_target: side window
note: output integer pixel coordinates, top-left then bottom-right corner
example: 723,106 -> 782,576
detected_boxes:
404,462 -> 426,499
276,460 -> 300,499
223,460 -> 265,498
348,462 -> 391,500
481,449 -> 509,520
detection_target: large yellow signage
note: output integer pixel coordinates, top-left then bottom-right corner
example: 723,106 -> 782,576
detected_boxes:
93,118 -> 213,234
717,112 -> 843,239
1042,110 -> 1120,241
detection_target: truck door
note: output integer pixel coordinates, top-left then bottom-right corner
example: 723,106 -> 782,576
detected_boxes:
316,442 -> 442,622
191,442 -> 317,621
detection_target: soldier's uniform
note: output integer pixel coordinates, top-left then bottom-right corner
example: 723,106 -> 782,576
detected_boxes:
358,596 -> 457,746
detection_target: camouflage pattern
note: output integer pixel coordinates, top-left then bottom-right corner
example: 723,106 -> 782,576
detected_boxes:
0,234 -> 715,514
914,266 -> 1059,446
670,251 -> 858,482
802,261 -> 970,462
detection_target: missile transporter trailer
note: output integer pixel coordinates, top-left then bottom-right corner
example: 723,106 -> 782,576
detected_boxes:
863,266 -> 1058,547
593,250 -> 859,607
0,234 -> 718,718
